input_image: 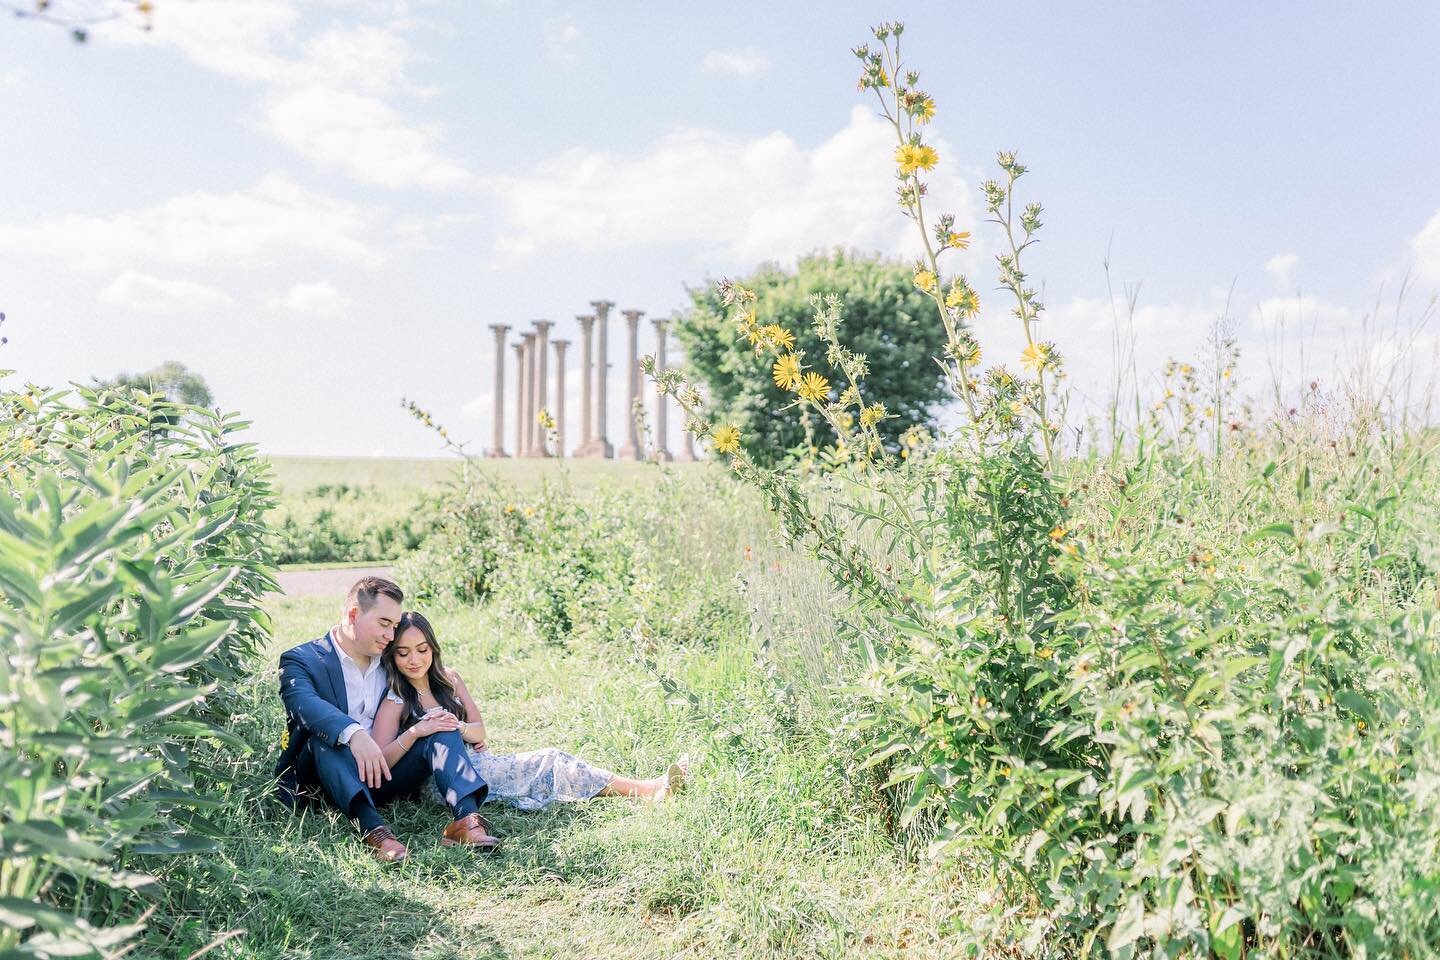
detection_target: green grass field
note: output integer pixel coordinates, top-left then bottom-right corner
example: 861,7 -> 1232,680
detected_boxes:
146,593 -> 974,960
266,455 -> 712,496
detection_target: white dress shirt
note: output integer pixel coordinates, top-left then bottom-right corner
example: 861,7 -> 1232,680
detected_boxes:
331,632 -> 387,745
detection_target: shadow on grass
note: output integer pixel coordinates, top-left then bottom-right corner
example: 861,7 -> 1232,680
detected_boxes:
138,784 -> 513,960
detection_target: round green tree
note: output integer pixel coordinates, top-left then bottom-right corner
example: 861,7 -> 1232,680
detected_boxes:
674,249 -> 949,465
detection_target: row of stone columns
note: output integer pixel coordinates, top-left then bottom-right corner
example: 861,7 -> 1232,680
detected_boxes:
486,303 -> 698,461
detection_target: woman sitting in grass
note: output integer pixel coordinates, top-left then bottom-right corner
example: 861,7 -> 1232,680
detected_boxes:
372,610 -> 686,810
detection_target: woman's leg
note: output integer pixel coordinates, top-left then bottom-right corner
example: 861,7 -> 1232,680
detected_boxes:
596,773 -> 667,798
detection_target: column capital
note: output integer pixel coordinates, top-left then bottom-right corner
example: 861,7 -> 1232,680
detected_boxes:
577,313 -> 595,331
521,331 -> 536,343
621,308 -> 645,326
590,300 -> 614,320
553,338 -> 571,348
532,319 -> 554,334
650,316 -> 669,334
489,323 -> 512,335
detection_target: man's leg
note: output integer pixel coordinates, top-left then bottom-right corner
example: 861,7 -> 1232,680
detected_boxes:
374,728 -> 487,817
307,738 -> 393,835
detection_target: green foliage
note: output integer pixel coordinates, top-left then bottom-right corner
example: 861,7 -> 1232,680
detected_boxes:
96,360 -> 214,407
674,250 -> 948,466
648,20 -> 1440,957
398,466 -> 756,651
270,482 -> 435,564
0,376 -> 277,957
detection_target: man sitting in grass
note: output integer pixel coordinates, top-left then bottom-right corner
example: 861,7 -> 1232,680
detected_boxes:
272,575 -> 499,863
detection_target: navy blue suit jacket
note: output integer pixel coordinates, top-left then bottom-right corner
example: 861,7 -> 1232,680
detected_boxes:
274,633 -> 363,806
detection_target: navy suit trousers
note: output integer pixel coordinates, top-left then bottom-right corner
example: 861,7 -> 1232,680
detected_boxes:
302,728 -> 487,817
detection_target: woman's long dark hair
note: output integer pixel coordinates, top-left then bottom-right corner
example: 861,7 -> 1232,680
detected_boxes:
383,611 -> 467,730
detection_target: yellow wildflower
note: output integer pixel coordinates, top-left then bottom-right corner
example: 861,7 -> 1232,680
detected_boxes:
894,142 -> 940,176
797,372 -> 830,403
523,506 -> 535,518
1021,342 -> 1051,373
859,403 -> 887,428
711,424 -> 741,454
1049,525 -> 1067,541
914,269 -> 938,293
946,283 -> 979,314
20,437 -> 36,454
946,231 -> 971,250
504,503 -> 516,514
772,354 -> 803,391
916,97 -> 936,123
280,728 -> 290,750
537,409 -> 556,430
1037,647 -> 1055,660
764,325 -> 796,351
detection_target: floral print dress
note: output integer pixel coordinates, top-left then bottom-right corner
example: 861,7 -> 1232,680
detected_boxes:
387,692 -> 615,811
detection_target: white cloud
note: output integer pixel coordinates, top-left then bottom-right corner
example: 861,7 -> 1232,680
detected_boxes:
486,105 -> 979,266
98,271 -> 234,313
1265,252 -> 1298,289
1251,293 -> 1356,333
110,1 -> 470,190
0,173 -> 385,270
1412,208 -> 1440,284
702,47 -> 769,77
544,16 -> 581,61
266,85 -> 472,188
271,280 -> 349,318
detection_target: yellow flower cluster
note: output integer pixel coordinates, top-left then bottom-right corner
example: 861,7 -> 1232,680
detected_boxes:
913,269 -> 938,293
859,403 -> 887,427
894,142 -> 939,176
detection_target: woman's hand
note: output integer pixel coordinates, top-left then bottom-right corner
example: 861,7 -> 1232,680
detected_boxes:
410,708 -> 462,738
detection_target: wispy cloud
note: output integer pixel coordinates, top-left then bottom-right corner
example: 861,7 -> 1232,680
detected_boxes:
1412,208 -> 1440,285
270,280 -> 350,318
1264,252 -> 1299,289
702,46 -> 769,77
544,15 -> 581,61
484,105 -> 979,267
98,271 -> 234,313
0,173 -> 385,270
109,1 -> 472,189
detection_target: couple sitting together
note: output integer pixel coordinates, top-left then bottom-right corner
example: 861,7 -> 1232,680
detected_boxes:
273,576 -> 687,863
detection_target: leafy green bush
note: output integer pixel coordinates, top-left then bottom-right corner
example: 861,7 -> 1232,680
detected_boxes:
0,377 -> 277,956
270,481 -> 435,564
674,249 -> 949,466
646,21 -> 1440,956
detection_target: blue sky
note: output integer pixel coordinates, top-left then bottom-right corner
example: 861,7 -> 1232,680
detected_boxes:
2,1 -> 1438,457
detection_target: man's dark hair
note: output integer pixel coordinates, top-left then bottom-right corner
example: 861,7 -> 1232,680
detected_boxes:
345,576 -> 403,611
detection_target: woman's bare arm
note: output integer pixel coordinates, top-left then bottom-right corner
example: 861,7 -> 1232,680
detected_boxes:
450,671 -> 487,747
372,698 -> 422,766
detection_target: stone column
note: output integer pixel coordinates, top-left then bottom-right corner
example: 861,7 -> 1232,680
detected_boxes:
650,317 -> 673,461
553,339 -> 570,458
590,300 -> 615,458
521,331 -> 538,457
511,340 -> 528,458
575,314 -> 596,455
488,324 -> 510,457
617,309 -> 643,460
533,320 -> 553,456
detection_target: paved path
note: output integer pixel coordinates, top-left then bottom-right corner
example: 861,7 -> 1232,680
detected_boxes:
273,566 -> 394,599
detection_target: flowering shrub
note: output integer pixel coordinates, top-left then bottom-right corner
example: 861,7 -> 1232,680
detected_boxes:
645,20 -> 1440,957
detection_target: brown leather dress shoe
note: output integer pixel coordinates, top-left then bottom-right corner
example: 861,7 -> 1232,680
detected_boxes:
441,812 -> 501,851
361,825 -> 409,863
